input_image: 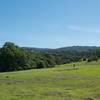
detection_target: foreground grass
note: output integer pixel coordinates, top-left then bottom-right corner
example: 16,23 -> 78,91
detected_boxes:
0,61 -> 100,100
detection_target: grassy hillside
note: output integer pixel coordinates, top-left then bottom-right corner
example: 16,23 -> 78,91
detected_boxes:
0,61 -> 100,100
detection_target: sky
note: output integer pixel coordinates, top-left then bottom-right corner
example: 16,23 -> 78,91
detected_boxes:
0,0 -> 100,48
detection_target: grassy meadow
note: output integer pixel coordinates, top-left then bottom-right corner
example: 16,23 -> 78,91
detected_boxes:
0,61 -> 100,100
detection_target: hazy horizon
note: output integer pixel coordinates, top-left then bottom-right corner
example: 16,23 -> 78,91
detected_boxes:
0,41 -> 99,49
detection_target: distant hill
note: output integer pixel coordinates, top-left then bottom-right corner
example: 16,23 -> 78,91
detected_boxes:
57,46 -> 98,52
23,46 -> 99,53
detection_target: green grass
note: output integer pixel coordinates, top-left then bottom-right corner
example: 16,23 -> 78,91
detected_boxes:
0,61 -> 100,100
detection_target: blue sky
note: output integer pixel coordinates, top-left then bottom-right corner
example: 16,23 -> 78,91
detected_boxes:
0,0 -> 100,48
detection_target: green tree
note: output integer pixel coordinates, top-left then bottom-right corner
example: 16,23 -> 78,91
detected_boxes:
0,42 -> 29,71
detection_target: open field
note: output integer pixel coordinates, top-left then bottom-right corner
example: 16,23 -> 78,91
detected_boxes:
0,61 -> 100,100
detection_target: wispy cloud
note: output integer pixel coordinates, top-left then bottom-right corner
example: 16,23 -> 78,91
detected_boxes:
67,25 -> 100,33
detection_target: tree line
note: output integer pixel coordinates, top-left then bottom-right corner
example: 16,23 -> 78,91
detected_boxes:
0,42 -> 99,72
